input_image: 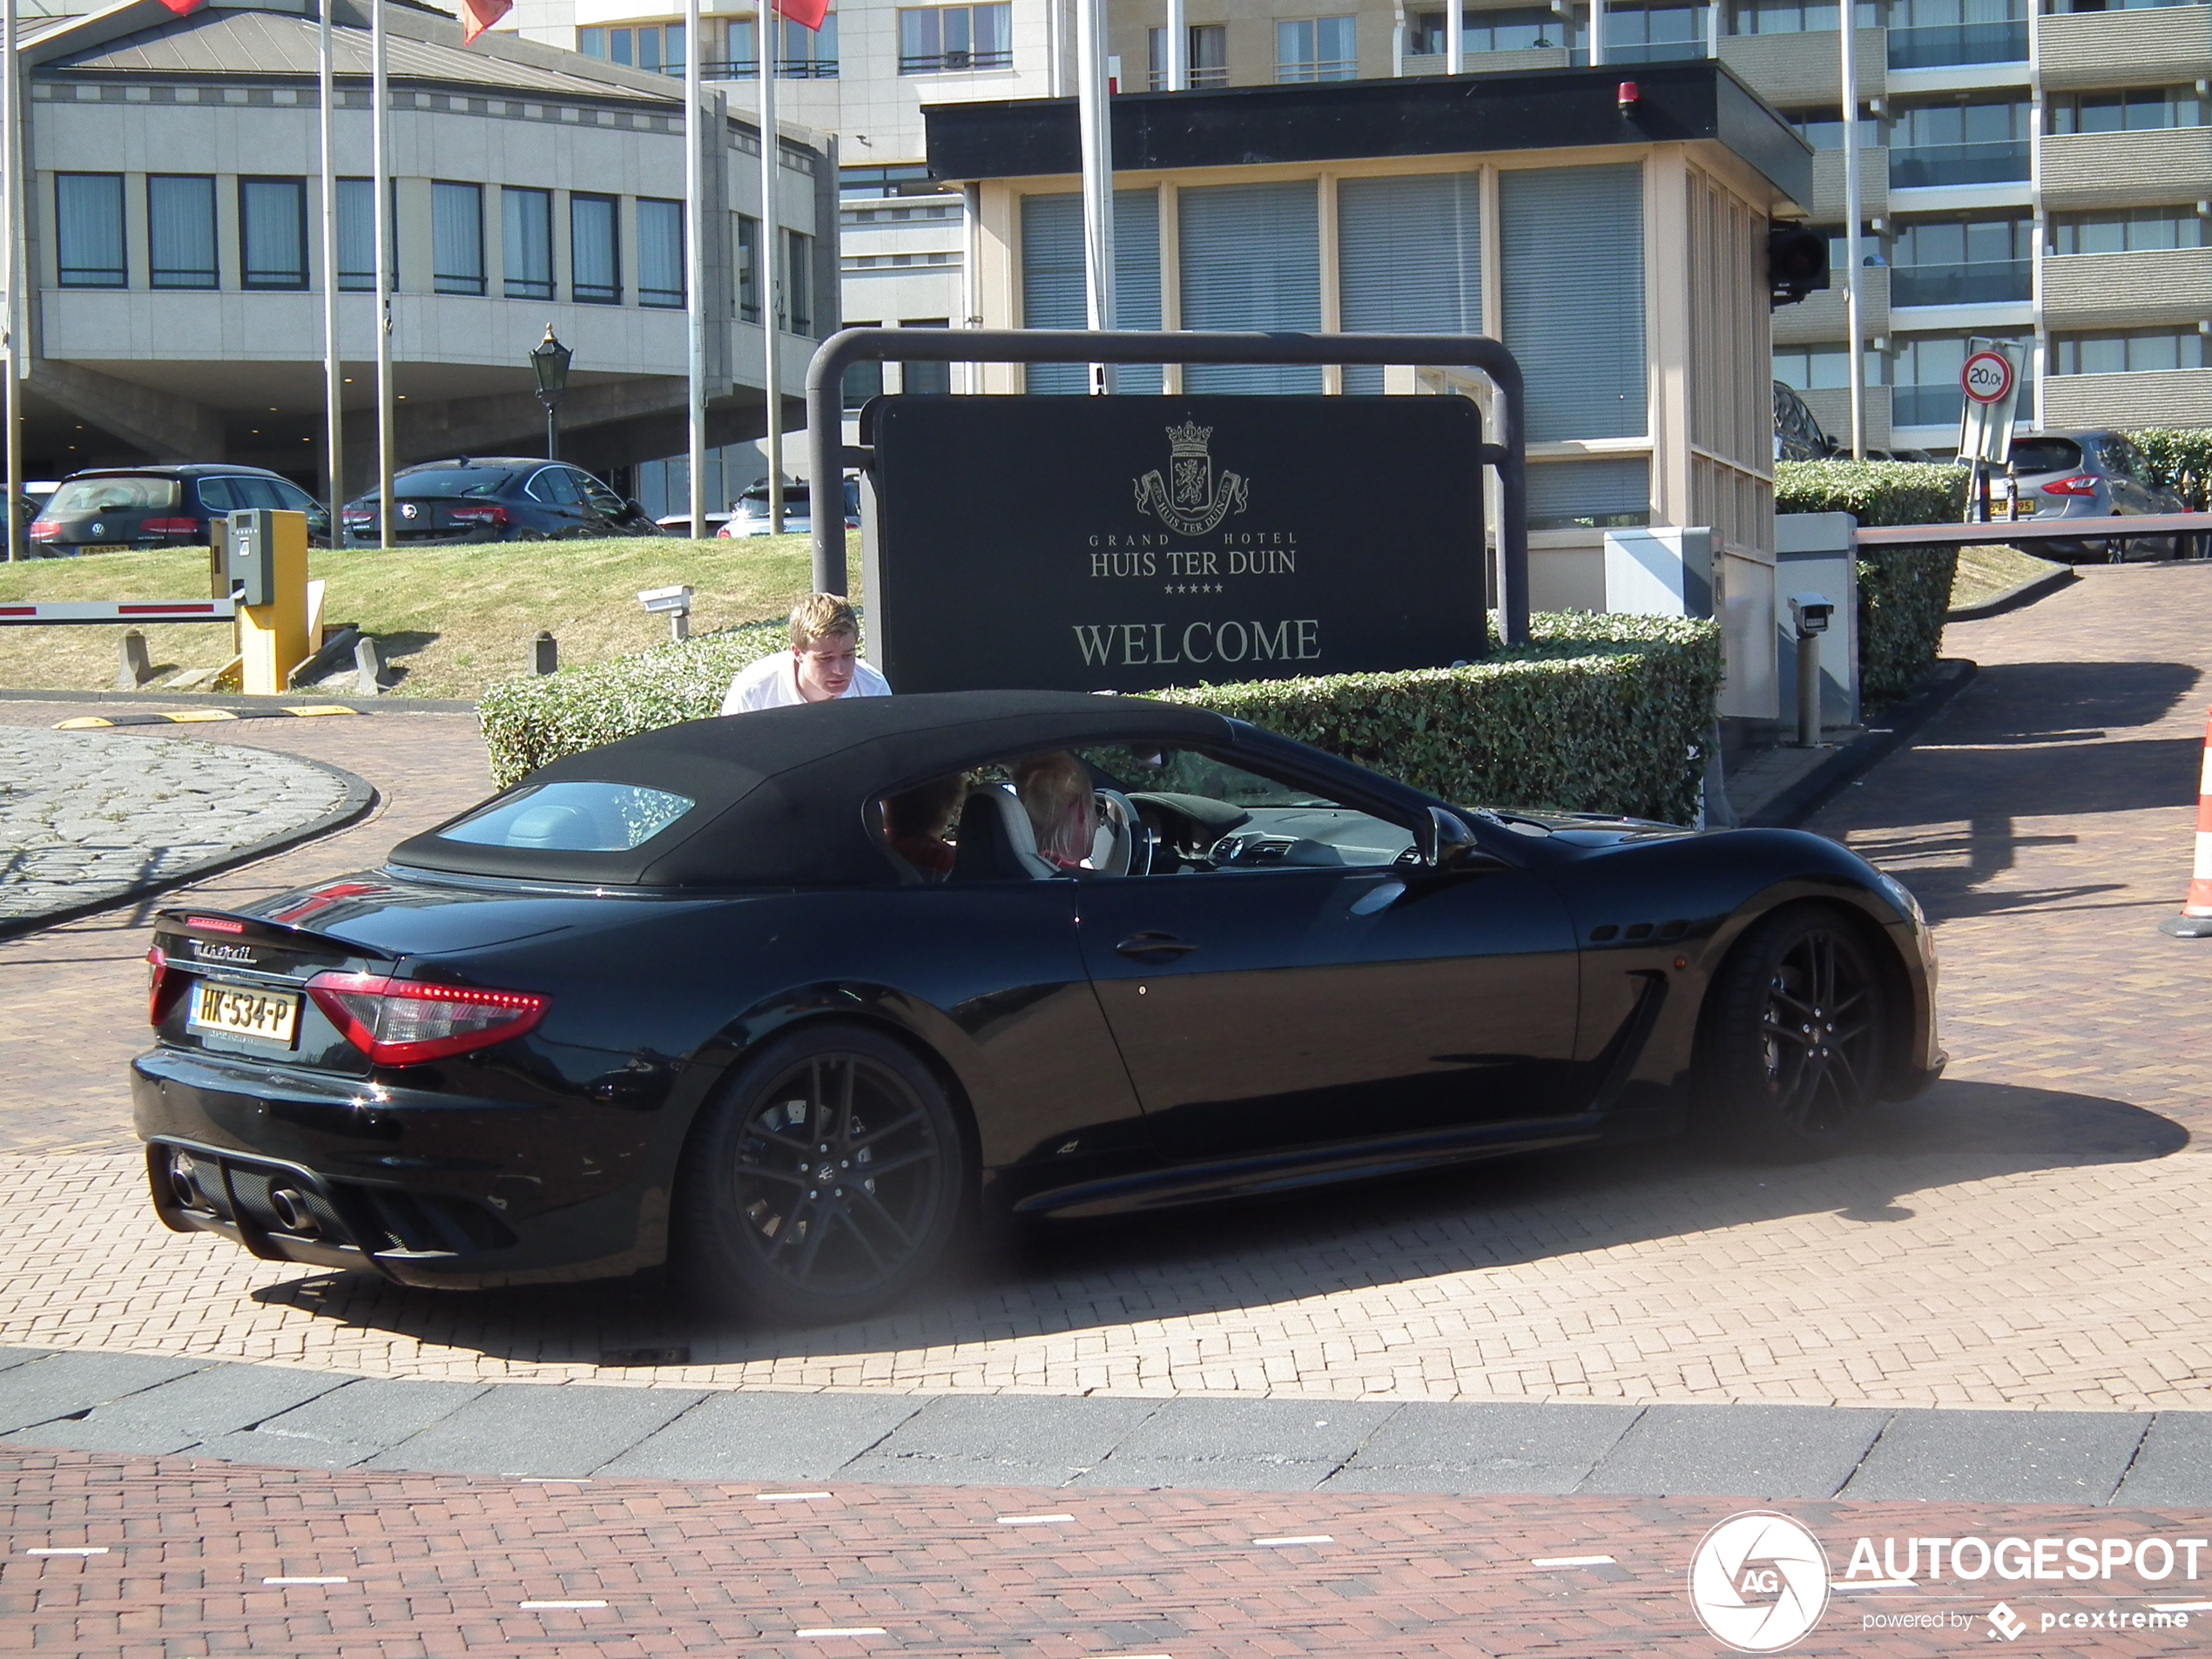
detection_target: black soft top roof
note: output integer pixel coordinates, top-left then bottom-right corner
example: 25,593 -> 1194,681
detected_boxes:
390,690 -> 1243,887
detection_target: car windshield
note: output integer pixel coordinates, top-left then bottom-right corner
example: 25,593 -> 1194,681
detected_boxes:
437,782 -> 696,853
2011,439 -> 2083,475
737,484 -> 810,508
394,469 -> 519,499
44,476 -> 180,514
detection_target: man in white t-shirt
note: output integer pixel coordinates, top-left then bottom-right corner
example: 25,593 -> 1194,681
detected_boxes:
719,592 -> 892,714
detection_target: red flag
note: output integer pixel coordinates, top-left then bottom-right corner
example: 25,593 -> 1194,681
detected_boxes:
461,0 -> 512,45
155,0 -> 207,15
772,0 -> 829,38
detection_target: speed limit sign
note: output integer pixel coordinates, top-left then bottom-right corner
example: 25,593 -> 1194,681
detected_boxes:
1962,350 -> 2013,405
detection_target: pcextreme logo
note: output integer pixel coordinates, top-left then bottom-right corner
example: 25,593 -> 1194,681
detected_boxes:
1688,1511 -> 1832,1653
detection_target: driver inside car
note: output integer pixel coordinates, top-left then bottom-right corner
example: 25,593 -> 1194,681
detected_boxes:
1012,752 -> 1097,871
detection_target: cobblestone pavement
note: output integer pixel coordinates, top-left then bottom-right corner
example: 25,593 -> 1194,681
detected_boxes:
0,726 -> 364,932
7,1449 -> 2211,1657
0,566 -> 2208,1412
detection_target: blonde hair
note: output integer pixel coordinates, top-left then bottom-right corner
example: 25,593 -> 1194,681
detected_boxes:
1012,752 -> 1093,867
789,593 -> 860,651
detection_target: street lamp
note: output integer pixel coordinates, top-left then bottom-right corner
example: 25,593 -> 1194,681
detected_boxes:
531,325 -> 573,460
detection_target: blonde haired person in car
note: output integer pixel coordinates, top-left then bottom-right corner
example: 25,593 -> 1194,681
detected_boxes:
719,593 -> 891,713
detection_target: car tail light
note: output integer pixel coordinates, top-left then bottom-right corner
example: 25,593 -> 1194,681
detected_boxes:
448,505 -> 510,528
186,914 -> 245,934
342,509 -> 375,523
306,972 -> 549,1066
146,946 -> 179,1024
28,520 -> 57,541
140,517 -> 199,535
2041,475 -> 2101,497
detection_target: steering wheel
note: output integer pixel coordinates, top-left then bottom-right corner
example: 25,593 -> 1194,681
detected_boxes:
1094,789 -> 1150,876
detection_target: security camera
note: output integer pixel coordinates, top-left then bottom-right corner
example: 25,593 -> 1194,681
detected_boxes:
1789,594 -> 1834,637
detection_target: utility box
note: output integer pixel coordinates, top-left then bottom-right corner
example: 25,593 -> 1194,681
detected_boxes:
1603,527 -> 1714,619
1774,512 -> 1859,731
226,508 -> 310,694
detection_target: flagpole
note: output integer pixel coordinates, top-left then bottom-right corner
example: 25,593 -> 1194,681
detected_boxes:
759,6 -> 782,536
320,0 -> 343,513
372,0 -> 393,550
3,0 -> 20,563
1075,0 -> 1115,394
685,0 -> 705,541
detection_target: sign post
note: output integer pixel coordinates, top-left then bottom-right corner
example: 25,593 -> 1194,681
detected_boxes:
1958,339 -> 2024,523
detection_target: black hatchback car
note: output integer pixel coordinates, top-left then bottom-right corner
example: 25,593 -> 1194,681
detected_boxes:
132,691 -> 1942,1326
29,464 -> 331,554
341,458 -> 663,546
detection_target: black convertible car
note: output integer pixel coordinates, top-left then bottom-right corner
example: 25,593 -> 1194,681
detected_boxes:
132,692 -> 1939,1323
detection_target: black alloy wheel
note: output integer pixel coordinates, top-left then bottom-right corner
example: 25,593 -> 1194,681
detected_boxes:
1698,906 -> 1888,1159
678,1022 -> 966,1324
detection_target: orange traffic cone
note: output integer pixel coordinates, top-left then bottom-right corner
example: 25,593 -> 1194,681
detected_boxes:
2161,707 -> 2212,937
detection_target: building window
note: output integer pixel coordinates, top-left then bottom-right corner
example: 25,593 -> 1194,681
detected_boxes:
502,187 -> 554,300
841,164 -> 942,200
1885,0 -> 2025,69
1019,189 -> 1163,394
735,213 -> 760,320
1889,214 -> 2030,306
1772,346 -> 1887,389
571,192 -> 621,304
147,175 -> 217,289
1410,9 -> 1570,53
2049,86 -> 2208,135
1527,458 -> 1651,530
638,198 -> 684,307
1727,0 -> 1877,31
2050,206 -> 2211,255
899,320 -> 952,394
775,11 -> 838,75
239,177 -> 307,290
1501,164 -> 1646,442
785,228 -> 813,334
2053,327 -> 2208,374
1147,24 -> 1227,86
431,181 -> 484,296
336,177 -> 393,291
899,4 -> 1011,72
1779,104 -> 1878,150
841,347 -> 883,411
1276,17 -> 1357,82
1338,172 -> 1481,394
1888,96 -> 2030,188
55,173 -> 125,287
1892,333 -> 2030,424
1180,181 -> 1321,394
1602,1 -> 1710,62
582,21 -> 684,71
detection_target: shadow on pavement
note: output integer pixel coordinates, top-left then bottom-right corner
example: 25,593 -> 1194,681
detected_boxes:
246,1077 -> 2188,1365
1933,660 -> 2202,745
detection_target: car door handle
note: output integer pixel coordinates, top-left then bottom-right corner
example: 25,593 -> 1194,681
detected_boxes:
1116,932 -> 1197,962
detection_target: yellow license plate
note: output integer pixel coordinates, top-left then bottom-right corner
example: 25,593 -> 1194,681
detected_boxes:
187,981 -> 300,1045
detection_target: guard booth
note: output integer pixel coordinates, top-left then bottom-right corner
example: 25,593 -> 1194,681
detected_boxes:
919,61 -> 1815,724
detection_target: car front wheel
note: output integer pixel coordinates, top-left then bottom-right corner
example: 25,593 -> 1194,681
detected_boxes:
1696,905 -> 1888,1160
678,1022 -> 968,1325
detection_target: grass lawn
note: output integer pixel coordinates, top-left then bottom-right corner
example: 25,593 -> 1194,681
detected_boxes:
0,534 -> 860,701
1949,543 -> 2067,614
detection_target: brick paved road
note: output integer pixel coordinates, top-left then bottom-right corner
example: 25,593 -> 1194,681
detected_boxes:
0,568 -> 2209,1411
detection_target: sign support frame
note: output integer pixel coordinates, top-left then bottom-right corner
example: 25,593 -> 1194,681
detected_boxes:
803,327 -> 1532,644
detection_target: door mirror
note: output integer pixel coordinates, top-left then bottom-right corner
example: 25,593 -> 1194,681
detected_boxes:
1416,806 -> 1488,873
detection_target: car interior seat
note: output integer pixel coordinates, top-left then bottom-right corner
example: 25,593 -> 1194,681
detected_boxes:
951,786 -> 1058,880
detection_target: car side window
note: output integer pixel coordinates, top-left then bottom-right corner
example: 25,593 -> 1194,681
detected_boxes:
195,477 -> 239,513
528,467 -> 580,506
572,469 -> 626,516
234,477 -> 289,510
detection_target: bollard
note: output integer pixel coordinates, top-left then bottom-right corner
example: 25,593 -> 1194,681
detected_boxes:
114,630 -> 152,691
531,631 -> 558,675
1796,633 -> 1822,748
354,634 -> 384,698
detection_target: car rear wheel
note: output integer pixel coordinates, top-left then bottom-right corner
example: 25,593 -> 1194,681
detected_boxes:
1696,906 -> 1887,1160
678,1022 -> 967,1325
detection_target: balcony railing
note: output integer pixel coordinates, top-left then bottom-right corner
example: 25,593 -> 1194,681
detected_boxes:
899,48 -> 1013,73
1892,384 -> 1966,426
1890,141 -> 2031,188
697,57 -> 840,78
1886,21 -> 2027,68
1590,38 -> 1710,64
1890,258 -> 2032,306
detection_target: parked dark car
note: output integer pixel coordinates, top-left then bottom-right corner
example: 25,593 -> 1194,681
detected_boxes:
132,692 -> 1941,1325
2000,430 -> 2192,561
29,464 -> 330,555
341,458 -> 662,546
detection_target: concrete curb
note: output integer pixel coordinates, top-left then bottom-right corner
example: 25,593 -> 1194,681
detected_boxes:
0,687 -> 479,714
0,750 -> 379,942
1746,658 -> 1979,830
1946,562 -> 2077,623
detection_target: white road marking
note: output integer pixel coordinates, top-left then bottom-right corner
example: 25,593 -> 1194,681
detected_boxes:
25,1548 -> 107,1556
759,1491 -> 834,1501
263,1576 -> 348,1586
520,1600 -> 609,1609
1531,1554 -> 1615,1568
1252,1535 -> 1333,1548
996,1514 -> 1076,1526
794,1628 -> 888,1638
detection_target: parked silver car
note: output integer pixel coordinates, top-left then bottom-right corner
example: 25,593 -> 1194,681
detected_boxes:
2002,430 -> 2191,561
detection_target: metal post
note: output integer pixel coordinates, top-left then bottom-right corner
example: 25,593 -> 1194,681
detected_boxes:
1795,633 -> 1820,746
684,0 -> 706,540
1588,0 -> 1605,65
3,0 -> 19,563
544,401 -> 558,462
1446,0 -> 1463,74
1166,0 -> 1187,89
801,328 -> 1533,644
1839,1 -> 1865,461
1076,0 -> 1116,394
759,15 -> 783,535
320,0 -> 343,509
372,0 -> 395,550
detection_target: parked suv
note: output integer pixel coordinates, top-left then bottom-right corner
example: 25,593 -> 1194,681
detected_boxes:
28,465 -> 330,555
341,458 -> 663,545
2003,430 -> 2190,560
719,475 -> 863,537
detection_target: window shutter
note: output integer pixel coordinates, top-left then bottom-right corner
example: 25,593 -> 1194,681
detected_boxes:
1499,164 -> 1645,441
1019,189 -> 1163,395
1337,172 -> 1480,394
1179,180 -> 1321,394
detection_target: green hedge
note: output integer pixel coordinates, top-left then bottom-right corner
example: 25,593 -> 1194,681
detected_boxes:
480,611 -> 1723,823
2127,428 -> 2212,511
1776,459 -> 1969,525
1856,545 -> 1959,709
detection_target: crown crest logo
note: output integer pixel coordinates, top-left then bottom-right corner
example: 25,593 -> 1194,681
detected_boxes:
1166,420 -> 1214,457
